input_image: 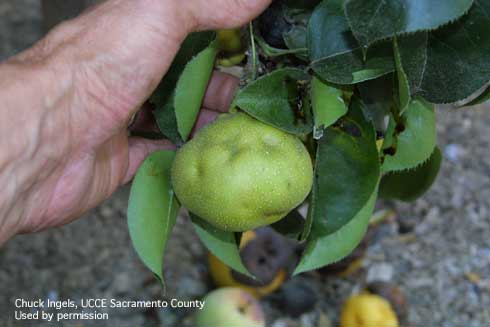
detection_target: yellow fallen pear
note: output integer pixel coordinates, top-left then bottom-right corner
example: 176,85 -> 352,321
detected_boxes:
340,293 -> 399,327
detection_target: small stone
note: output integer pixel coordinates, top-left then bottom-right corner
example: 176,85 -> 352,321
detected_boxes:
367,263 -> 394,283
276,278 -> 317,317
398,216 -> 420,234
444,143 -> 465,163
316,312 -> 332,327
479,279 -> 490,292
176,276 -> 207,299
100,204 -> 115,218
112,273 -> 132,295
300,311 -> 316,327
271,318 -> 301,327
158,307 -> 178,327
46,290 -> 59,302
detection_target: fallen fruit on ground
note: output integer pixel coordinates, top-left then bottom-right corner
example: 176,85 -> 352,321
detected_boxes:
172,112 -> 313,231
208,228 -> 295,298
340,293 -> 399,327
367,281 -> 408,324
195,288 -> 265,327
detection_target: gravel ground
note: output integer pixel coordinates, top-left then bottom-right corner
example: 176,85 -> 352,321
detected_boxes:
1,1 -> 490,326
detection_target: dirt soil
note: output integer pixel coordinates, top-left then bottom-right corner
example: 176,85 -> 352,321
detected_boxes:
1,1 -> 489,326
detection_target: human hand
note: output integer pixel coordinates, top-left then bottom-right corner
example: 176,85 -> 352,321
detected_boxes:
28,72 -> 239,233
0,0 -> 269,243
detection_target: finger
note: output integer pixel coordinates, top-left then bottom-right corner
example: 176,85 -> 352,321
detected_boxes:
191,109 -> 220,137
203,72 -> 240,112
124,137 -> 175,184
187,0 -> 272,31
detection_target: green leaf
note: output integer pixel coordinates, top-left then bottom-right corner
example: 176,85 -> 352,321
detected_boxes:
174,41 -> 218,140
151,32 -> 217,142
380,147 -> 442,202
294,185 -> 378,275
311,76 -> 347,138
300,195 -> 314,241
127,151 -> 179,285
393,38 -> 410,113
382,98 -> 437,172
357,74 -> 394,132
308,0 -> 394,85
270,209 -> 305,240
191,214 -> 253,278
308,0 -> 359,61
311,41 -> 394,85
254,31 -> 308,58
233,68 -> 313,135
153,102 -> 181,145
400,2 -> 490,103
283,25 -> 309,60
309,98 -> 380,237
396,32 -> 428,97
344,0 -> 474,46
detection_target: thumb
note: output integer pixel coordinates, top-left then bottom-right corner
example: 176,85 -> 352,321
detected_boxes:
124,137 -> 175,184
186,0 -> 272,31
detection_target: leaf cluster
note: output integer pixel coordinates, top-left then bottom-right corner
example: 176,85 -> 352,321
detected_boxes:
127,0 -> 489,282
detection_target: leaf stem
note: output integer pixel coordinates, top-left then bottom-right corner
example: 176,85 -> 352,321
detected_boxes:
249,22 -> 257,80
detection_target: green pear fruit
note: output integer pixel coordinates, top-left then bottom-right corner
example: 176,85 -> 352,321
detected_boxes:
171,112 -> 313,231
195,288 -> 265,327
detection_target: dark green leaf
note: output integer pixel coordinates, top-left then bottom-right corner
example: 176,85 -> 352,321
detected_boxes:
233,68 -> 313,135
256,1 -> 291,49
400,2 -> 490,103
311,41 -> 394,85
380,147 -> 442,202
254,32 -> 307,57
393,38 -> 410,113
465,85 -> 490,106
283,25 -> 309,60
344,0 -> 474,46
191,214 -> 253,278
270,209 -> 306,240
396,32 -> 428,96
382,98 -> 437,172
357,74 -> 394,132
294,185 -> 378,274
309,98 -> 380,237
308,0 -> 358,61
308,0 -> 394,85
153,102 -> 181,145
127,151 -> 179,285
